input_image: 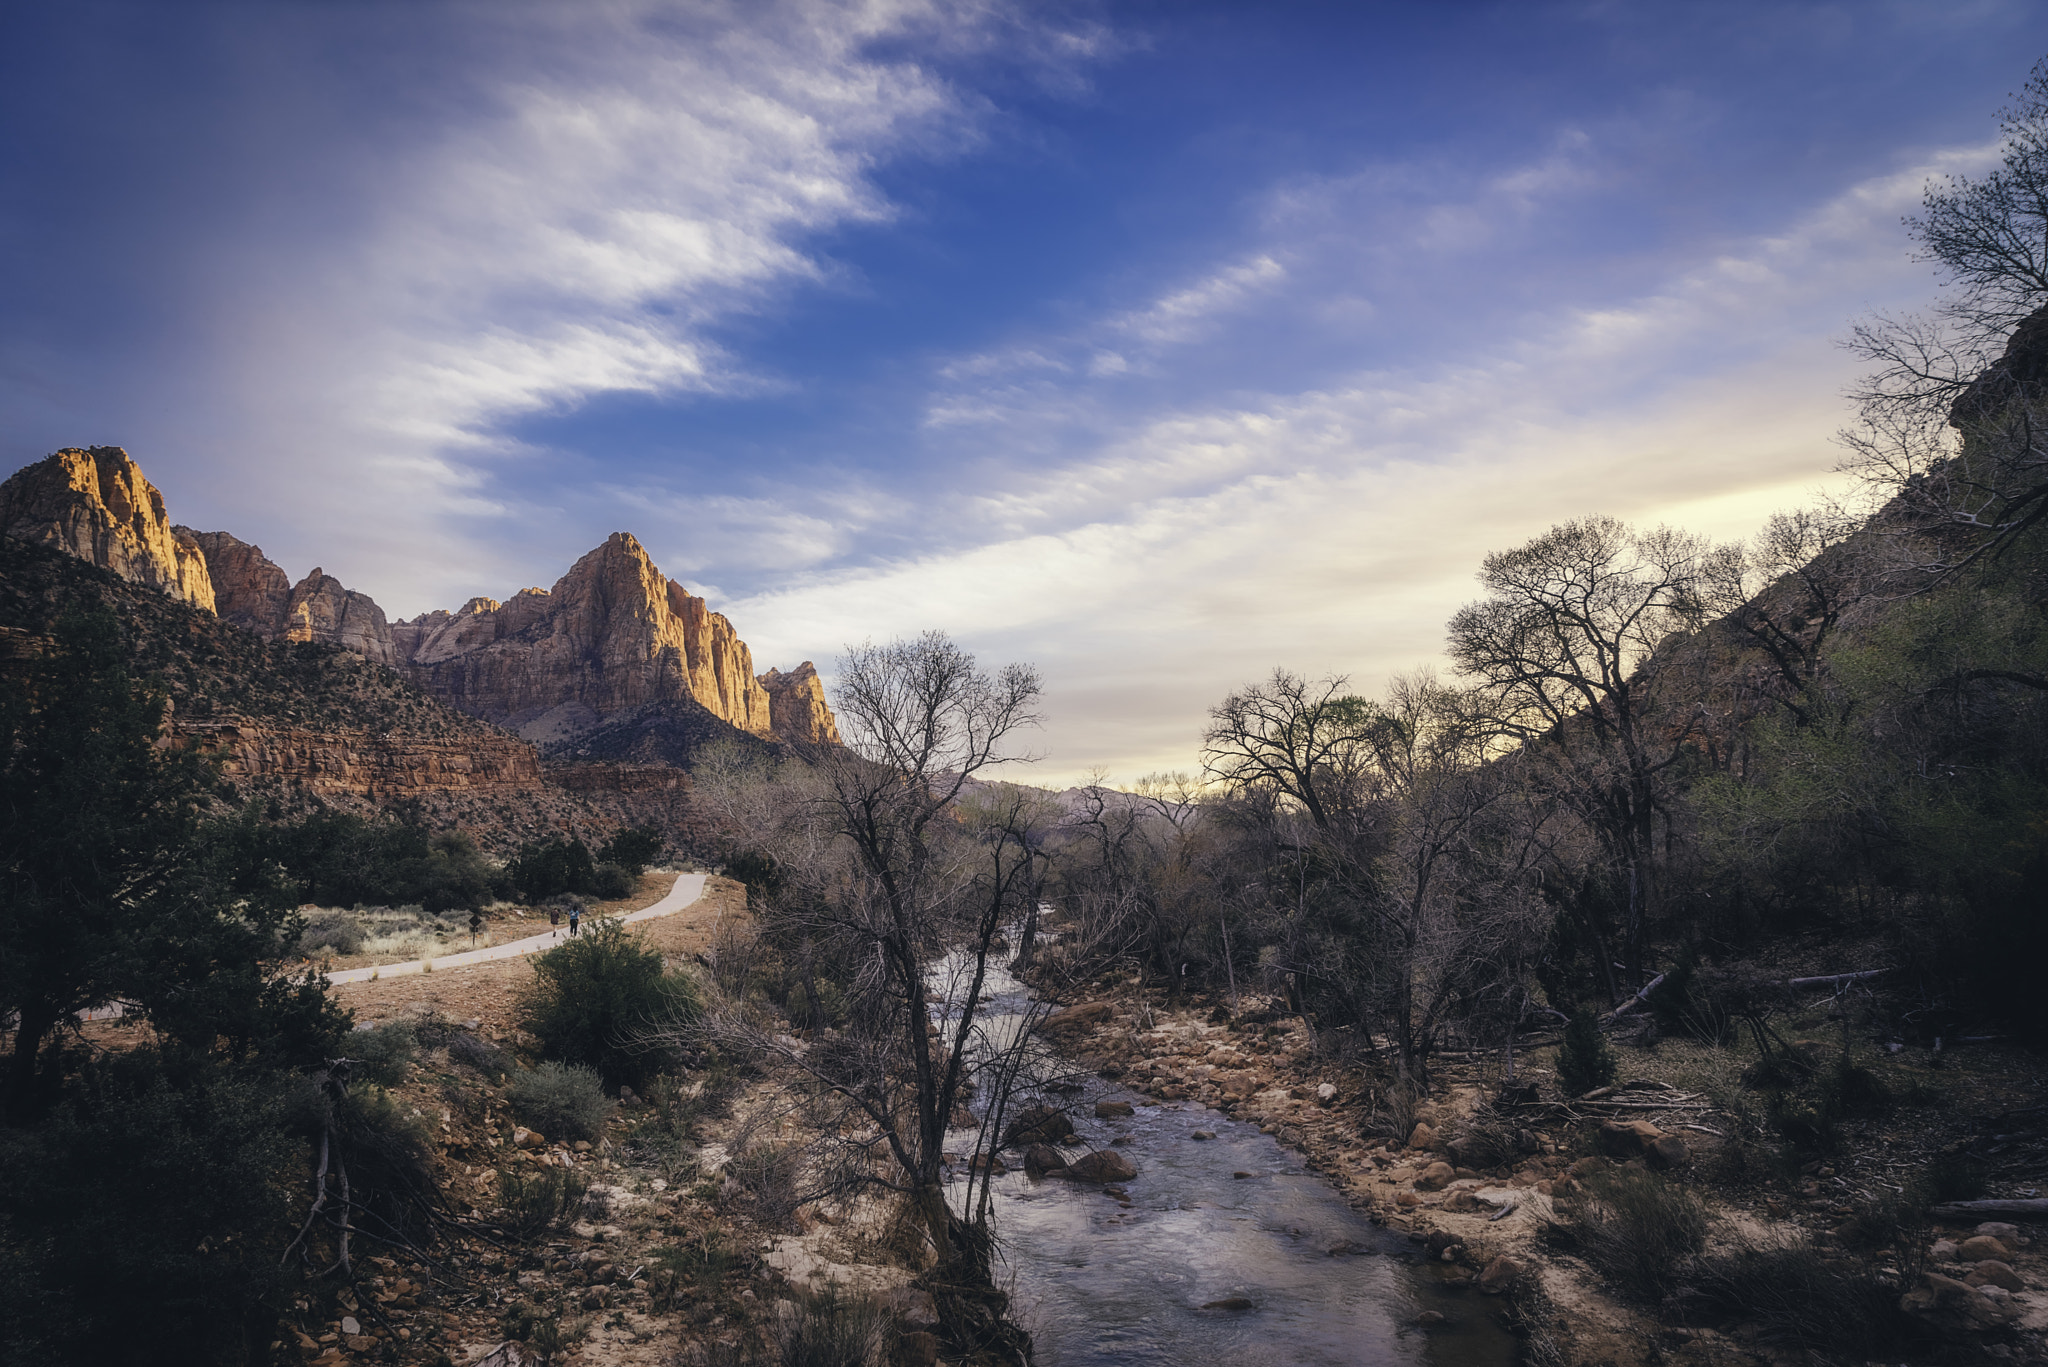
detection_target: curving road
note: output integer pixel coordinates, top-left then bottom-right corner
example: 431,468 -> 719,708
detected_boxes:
322,872 -> 709,984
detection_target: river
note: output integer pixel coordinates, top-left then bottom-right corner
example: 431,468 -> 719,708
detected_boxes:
931,949 -> 1522,1367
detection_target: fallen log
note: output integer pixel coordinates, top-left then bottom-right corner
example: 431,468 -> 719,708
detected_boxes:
1603,973 -> 1668,1022
1786,969 -> 1888,988
1928,1198 -> 2048,1222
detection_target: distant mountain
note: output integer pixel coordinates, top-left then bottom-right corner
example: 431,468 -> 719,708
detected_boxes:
0,446 -> 839,760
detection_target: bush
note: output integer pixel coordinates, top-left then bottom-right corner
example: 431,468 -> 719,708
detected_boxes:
448,1031 -> 513,1080
1555,1009 -> 1617,1098
298,911 -> 365,956
519,917 -> 700,1088
508,837 -> 597,902
598,825 -> 665,876
1559,1168 -> 1708,1302
774,1282 -> 886,1367
508,1062 -> 615,1141
349,1020 -> 418,1086
591,862 -> 635,900
494,1164 -> 592,1238
1692,1237 -> 1923,1356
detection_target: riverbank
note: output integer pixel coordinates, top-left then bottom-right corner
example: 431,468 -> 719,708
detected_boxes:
1029,986 -> 2048,1367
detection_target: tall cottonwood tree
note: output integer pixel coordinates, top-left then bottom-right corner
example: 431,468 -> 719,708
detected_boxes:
1447,517 -> 1715,997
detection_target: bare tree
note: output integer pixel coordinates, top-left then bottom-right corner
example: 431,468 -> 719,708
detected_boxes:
1447,517 -> 1717,996
678,633 -> 1043,1358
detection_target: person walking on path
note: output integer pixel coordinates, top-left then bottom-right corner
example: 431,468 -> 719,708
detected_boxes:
549,905 -> 561,939
568,904 -> 581,937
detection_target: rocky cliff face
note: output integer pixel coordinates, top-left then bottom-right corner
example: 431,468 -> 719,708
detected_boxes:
0,447 -> 215,611
180,529 -> 396,665
395,532 -> 789,740
758,661 -> 841,745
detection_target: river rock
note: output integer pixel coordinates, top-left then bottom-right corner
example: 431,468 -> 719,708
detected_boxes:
1201,1297 -> 1256,1312
1023,1143 -> 1068,1176
1004,1105 -> 1075,1147
1095,1100 -> 1135,1118
1900,1271 -> 2016,1328
1406,1122 -> 1438,1151
1958,1235 -> 2013,1262
1966,1261 -> 2024,1292
1478,1256 -> 1527,1294
1975,1221 -> 2022,1245
1191,1130 -> 1216,1141
1064,1150 -> 1138,1183
1415,1162 -> 1456,1192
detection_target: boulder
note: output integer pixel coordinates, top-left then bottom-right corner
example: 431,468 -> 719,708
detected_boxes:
1900,1271 -> 2016,1328
1064,1150 -> 1138,1183
1958,1235 -> 2013,1262
1094,1100 -> 1135,1119
1415,1162 -> 1456,1192
1597,1119 -> 1665,1158
1975,1221 -> 2022,1246
881,1286 -> 940,1331
1023,1143 -> 1068,1176
513,1127 -> 545,1150
1190,1130 -> 1216,1141
1646,1135 -> 1690,1170
1966,1261 -> 2024,1293
1406,1122 -> 1438,1152
1478,1255 -> 1527,1294
1004,1105 -> 1075,1148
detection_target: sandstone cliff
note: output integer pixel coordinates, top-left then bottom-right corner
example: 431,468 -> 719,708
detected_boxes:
394,532 -> 794,741
180,529 -> 397,665
758,661 -> 841,745
0,447 -> 215,611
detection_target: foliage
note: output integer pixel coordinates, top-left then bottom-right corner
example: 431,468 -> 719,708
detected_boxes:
494,1164 -> 592,1238
1691,1238 -> 1922,1357
774,1282 -> 887,1367
508,837 -> 598,901
1555,1010 -> 1617,1098
253,807 -> 503,913
1556,1167 -> 1709,1303
507,1061 -> 616,1141
598,824 -> 665,876
349,1020 -> 419,1086
519,917 -> 700,1089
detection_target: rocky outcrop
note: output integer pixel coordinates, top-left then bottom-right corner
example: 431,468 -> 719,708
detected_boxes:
181,530 -> 396,665
179,721 -> 541,796
0,447 -> 215,610
395,533 -> 825,742
183,529 -> 290,634
758,661 -> 841,745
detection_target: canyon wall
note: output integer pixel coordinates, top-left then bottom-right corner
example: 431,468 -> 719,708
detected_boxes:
759,662 -> 842,746
0,447 -> 215,611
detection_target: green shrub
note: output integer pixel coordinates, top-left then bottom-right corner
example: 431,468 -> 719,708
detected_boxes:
591,862 -> 635,900
519,917 -> 700,1088
349,1020 -> 417,1086
1561,1168 -> 1708,1302
774,1282 -> 886,1367
1692,1237 -> 1923,1356
598,825 -> 665,876
495,1164 -> 591,1237
508,1062 -> 615,1141
1555,1009 -> 1616,1098
508,838 -> 598,901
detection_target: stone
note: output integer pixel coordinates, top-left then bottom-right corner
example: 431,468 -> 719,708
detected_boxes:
1442,1189 -> 1494,1214
1597,1119 -> 1665,1158
1004,1105 -> 1075,1148
1040,1002 -> 1115,1040
895,1330 -> 941,1367
1095,1099 -> 1135,1118
1975,1221 -> 2022,1245
969,1153 -> 1007,1175
1568,1156 -> 1607,1179
1416,1310 -> 1446,1327
1395,1191 -> 1422,1207
1478,1256 -> 1527,1294
1415,1162 -> 1456,1192
881,1286 -> 940,1331
1900,1271 -> 2016,1328
1191,1130 -> 1216,1141
339,1317 -> 361,1336
1966,1261 -> 2024,1292
1958,1235 -> 2013,1262
1930,1239 -> 1959,1260
572,1140 -> 593,1154
1063,1150 -> 1138,1183
1201,1297 -> 1256,1311
0,447 -> 216,610
1646,1135 -> 1690,1170
1406,1122 -> 1438,1151
1315,1082 -> 1338,1104
1022,1143 -> 1068,1176
513,1127 -> 545,1149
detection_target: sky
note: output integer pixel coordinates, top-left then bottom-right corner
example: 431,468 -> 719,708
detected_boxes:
3,0 -> 2043,785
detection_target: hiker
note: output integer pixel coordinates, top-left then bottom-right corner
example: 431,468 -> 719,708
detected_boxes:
568,904 -> 581,937
548,905 -> 560,939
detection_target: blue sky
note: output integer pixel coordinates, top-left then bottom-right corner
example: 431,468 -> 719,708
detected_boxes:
3,1 -> 2042,782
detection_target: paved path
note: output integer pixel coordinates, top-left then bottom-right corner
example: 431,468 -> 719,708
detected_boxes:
323,872 -> 710,984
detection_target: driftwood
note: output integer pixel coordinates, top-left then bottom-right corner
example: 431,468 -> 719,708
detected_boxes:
1786,969 -> 1888,988
1929,1198 -> 2048,1222
1602,973 -> 1667,1023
